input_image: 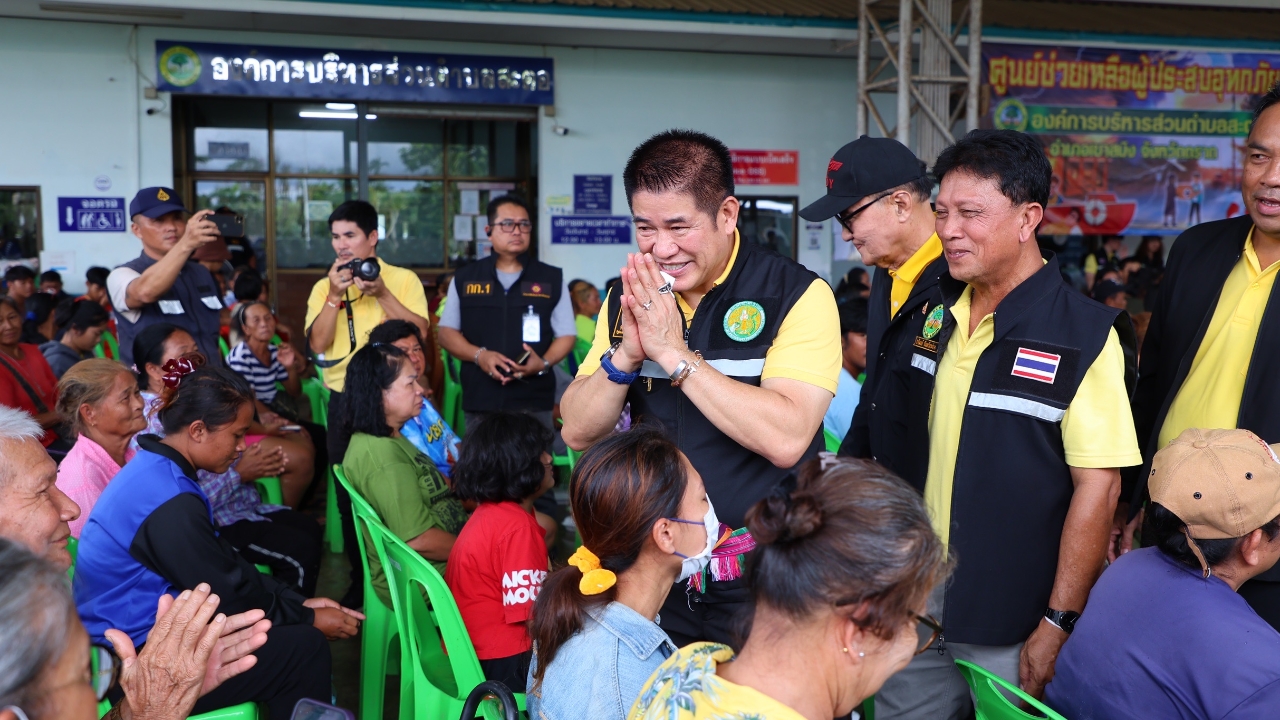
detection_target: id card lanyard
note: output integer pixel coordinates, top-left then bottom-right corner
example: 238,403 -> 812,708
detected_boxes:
522,305 -> 541,344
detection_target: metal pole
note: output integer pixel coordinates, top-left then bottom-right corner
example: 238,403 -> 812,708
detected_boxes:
357,101 -> 370,200
967,0 -> 983,132
858,0 -> 869,137
896,0 -> 912,147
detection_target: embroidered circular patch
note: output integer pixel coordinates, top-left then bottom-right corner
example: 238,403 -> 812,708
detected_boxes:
723,301 -> 766,342
922,304 -> 945,339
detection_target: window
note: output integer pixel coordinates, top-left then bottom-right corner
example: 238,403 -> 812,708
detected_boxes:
0,188 -> 41,260
737,197 -> 797,260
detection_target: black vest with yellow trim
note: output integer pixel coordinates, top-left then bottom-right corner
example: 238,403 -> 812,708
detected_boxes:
454,255 -> 562,413
604,241 -> 824,529
910,253 -> 1132,646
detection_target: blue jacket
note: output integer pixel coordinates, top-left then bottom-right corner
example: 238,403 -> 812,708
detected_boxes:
527,602 -> 676,720
75,436 -> 313,645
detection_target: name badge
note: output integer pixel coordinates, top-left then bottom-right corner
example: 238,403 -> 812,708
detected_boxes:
522,306 -> 541,343
159,299 -> 184,314
201,296 -> 223,310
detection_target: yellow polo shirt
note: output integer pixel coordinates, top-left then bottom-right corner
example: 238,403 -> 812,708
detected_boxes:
924,286 -> 1141,547
577,233 -> 841,394
1159,229 -> 1279,448
304,261 -> 429,391
888,233 -> 943,319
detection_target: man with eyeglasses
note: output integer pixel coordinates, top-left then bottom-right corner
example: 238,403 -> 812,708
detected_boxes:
438,194 -> 577,431
799,136 -> 945,488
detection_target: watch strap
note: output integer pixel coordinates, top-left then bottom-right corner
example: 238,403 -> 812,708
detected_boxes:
600,345 -> 639,385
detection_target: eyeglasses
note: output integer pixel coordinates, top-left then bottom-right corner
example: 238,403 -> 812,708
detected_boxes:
493,219 -> 533,235
835,190 -> 894,233
913,612 -> 944,656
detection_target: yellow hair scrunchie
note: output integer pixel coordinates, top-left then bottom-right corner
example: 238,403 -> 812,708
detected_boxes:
567,546 -> 617,596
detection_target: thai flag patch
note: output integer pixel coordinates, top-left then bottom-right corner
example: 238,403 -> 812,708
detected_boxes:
1011,347 -> 1061,384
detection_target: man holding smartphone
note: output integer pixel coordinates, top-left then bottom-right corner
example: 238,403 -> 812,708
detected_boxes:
109,187 -> 227,367
438,194 -> 577,431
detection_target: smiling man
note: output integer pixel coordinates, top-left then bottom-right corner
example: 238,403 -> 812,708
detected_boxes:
108,187 -> 225,367
1126,81 -> 1280,631
873,129 -> 1141,720
561,129 -> 841,647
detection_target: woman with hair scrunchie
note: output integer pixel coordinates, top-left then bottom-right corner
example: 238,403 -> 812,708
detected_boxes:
628,457 -> 951,720
73,360 -> 364,718
527,428 -> 717,720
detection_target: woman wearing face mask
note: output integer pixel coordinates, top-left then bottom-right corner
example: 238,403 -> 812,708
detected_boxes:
629,458 -> 950,720
527,428 -> 714,720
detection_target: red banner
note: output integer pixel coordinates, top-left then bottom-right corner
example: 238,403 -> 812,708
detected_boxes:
730,150 -> 799,186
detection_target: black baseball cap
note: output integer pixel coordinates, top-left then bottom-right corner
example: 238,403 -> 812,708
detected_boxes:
1092,279 -> 1127,304
800,136 -> 928,222
129,187 -> 187,219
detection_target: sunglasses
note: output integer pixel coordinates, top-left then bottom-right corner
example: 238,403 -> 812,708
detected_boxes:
835,190 -> 895,233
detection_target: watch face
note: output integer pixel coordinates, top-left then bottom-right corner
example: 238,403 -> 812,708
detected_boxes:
1060,611 -> 1080,633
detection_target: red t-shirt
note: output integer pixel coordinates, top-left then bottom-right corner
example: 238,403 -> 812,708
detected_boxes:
0,344 -> 57,446
445,501 -> 548,660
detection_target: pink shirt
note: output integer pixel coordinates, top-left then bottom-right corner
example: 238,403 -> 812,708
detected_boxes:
57,434 -> 135,538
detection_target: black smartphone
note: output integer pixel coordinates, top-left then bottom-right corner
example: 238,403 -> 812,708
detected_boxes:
208,213 -> 244,238
498,350 -> 532,377
290,699 -> 354,720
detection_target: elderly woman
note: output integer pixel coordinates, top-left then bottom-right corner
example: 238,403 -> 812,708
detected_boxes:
629,458 -> 950,720
75,364 -> 361,718
54,359 -> 146,538
366,320 -> 461,477
528,428 -> 707,720
41,299 -> 110,379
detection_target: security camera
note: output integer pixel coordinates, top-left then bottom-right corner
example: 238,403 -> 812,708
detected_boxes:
146,107 -> 160,115
552,125 -> 569,136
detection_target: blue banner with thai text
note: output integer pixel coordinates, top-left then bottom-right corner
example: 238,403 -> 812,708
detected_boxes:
155,40 -> 554,105
550,216 -> 633,245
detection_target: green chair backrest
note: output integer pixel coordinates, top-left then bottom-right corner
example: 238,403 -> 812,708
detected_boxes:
301,377 -> 330,428
824,427 -> 842,453
67,536 -> 77,580
254,477 -> 283,506
371,521 -> 524,719
334,466 -> 385,589
218,336 -> 230,358
955,659 -> 1066,720
441,349 -> 465,435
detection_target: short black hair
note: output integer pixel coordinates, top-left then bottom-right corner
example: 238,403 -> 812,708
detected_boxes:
233,270 -> 263,302
367,319 -> 423,348
932,129 -> 1052,207
897,174 -> 935,203
157,366 -> 256,436
839,297 -> 868,336
452,412 -> 554,503
1146,502 -> 1280,572
344,342 -> 410,439
624,129 -> 735,221
20,294 -> 59,344
328,200 -> 378,235
486,194 -> 530,226
1251,80 -> 1280,127
1091,280 -> 1126,304
55,298 -> 108,334
38,270 -> 61,284
4,266 -> 35,282
85,266 -> 109,287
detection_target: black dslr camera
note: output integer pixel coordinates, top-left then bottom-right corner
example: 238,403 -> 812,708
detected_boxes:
337,257 -> 381,282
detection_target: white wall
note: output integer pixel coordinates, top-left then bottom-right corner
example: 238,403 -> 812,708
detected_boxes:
0,16 -> 865,291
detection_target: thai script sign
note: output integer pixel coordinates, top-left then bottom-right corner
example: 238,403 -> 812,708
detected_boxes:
57,197 -> 126,233
550,216 -> 632,245
731,150 -> 799,186
155,40 -> 554,105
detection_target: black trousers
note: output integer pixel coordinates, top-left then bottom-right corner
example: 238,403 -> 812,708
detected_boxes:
479,650 -> 532,694
219,510 -> 323,598
657,577 -> 753,651
1240,578 -> 1280,632
191,623 -> 332,719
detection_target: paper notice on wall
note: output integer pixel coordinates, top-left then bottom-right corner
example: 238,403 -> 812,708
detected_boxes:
40,250 -> 75,277
832,222 -> 855,261
475,215 -> 489,240
805,221 -> 824,251
453,214 -> 474,241
459,190 -> 481,216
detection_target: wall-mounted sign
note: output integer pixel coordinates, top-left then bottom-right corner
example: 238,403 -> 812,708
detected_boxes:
573,175 -> 612,215
57,197 -> 126,233
550,216 -> 632,245
731,150 -> 799,186
155,40 -> 554,105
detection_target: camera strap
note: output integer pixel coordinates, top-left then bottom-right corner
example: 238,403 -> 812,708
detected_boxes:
309,289 -> 358,369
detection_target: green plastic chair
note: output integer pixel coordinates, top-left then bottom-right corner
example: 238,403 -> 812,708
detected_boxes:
300,377 -> 342,553
441,349 -> 465,436
67,536 -> 77,580
824,427 -> 842,453
190,705 -> 260,720
334,466 -> 399,720
92,329 -> 120,360
955,659 -> 1066,720
301,377 -> 330,428
254,477 -> 284,506
371,521 -> 526,720
861,695 -> 875,720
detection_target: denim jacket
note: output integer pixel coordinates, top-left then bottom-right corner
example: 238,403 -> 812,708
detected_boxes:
527,601 -> 677,720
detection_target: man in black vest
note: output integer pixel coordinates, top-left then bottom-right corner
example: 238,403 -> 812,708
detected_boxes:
874,130 -> 1141,719
438,195 -> 577,430
108,188 -> 223,367
561,130 -> 841,647
1125,82 -> 1280,629
797,136 -> 946,486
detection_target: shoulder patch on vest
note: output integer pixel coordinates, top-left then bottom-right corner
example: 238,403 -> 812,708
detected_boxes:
520,281 -> 551,299
723,301 -> 766,342
462,281 -> 493,295
988,339 -> 1080,405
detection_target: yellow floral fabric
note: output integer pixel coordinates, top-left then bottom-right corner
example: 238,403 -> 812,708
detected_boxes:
628,642 -> 807,720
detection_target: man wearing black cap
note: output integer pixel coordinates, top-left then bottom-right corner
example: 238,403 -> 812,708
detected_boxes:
108,187 -> 224,366
799,136 -> 945,487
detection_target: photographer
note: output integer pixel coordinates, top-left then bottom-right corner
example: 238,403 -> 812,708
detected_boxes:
437,195 -> 576,430
108,187 -> 226,367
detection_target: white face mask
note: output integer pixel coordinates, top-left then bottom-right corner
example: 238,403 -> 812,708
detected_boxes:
671,496 -> 720,582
